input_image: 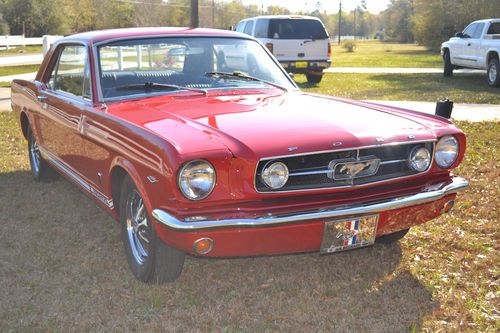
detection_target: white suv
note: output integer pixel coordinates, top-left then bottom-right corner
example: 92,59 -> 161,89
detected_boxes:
236,15 -> 331,83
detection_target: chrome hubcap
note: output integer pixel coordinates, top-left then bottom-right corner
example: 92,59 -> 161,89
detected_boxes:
126,190 -> 150,265
489,63 -> 497,82
30,138 -> 41,174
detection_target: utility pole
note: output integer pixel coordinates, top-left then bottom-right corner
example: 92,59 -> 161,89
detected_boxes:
212,0 -> 215,28
338,0 -> 342,45
190,0 -> 199,28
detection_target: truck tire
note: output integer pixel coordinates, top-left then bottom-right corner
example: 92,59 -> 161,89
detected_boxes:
443,50 -> 453,77
306,72 -> 323,84
120,176 -> 185,283
487,58 -> 500,87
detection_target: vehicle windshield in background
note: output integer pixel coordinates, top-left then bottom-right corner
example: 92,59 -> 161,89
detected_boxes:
268,19 -> 328,40
98,37 -> 295,100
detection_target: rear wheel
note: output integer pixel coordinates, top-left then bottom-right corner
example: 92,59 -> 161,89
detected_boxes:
487,58 -> 500,87
27,125 -> 52,181
376,229 -> 409,244
443,50 -> 453,77
120,176 -> 185,283
306,72 -> 323,84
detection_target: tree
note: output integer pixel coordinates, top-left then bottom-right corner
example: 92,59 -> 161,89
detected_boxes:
381,0 -> 414,43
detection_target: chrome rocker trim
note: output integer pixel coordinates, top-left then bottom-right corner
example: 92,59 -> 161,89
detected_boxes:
152,176 -> 468,231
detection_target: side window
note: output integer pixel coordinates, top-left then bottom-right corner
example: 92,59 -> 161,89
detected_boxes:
48,45 -> 88,98
462,23 -> 477,38
255,19 -> 270,38
471,23 -> 485,39
487,23 -> 500,34
243,20 -> 254,36
235,21 -> 245,33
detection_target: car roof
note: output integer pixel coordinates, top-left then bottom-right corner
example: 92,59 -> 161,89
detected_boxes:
57,27 -> 249,45
470,18 -> 500,24
240,15 -> 322,21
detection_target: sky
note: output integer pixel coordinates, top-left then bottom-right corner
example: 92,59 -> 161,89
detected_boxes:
240,0 -> 391,14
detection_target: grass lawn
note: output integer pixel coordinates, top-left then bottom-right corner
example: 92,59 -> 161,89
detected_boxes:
0,111 -> 498,332
331,40 -> 442,68
0,45 -> 42,55
297,73 -> 500,104
0,64 -> 39,77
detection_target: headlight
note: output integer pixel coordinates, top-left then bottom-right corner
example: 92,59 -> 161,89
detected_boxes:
261,161 -> 289,189
178,160 -> 216,200
435,136 -> 459,168
408,146 -> 431,172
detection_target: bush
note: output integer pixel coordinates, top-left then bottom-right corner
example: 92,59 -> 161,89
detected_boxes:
342,40 -> 357,52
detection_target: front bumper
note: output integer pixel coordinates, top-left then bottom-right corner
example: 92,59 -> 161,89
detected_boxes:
152,176 -> 468,231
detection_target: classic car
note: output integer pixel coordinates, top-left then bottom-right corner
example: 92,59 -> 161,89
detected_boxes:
11,28 -> 468,283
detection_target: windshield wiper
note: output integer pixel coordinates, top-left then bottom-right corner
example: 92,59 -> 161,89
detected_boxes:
115,82 -> 206,95
205,71 -> 287,92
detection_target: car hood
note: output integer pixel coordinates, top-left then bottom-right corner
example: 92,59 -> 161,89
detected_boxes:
105,90 -> 448,160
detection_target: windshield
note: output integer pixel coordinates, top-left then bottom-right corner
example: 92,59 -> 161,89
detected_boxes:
97,37 -> 295,100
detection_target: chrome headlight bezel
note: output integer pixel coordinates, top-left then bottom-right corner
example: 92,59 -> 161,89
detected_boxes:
408,146 -> 432,172
177,160 -> 216,201
261,161 -> 289,189
435,136 -> 459,168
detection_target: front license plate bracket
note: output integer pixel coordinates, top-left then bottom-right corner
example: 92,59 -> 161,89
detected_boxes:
320,215 -> 379,254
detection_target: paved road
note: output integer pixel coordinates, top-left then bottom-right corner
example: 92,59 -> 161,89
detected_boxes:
1,87 -> 497,121
0,72 -> 37,82
0,53 -> 43,66
325,67 -> 486,74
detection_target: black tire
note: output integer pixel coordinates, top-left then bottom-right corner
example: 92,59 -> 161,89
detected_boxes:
487,58 -> 500,87
119,176 -> 185,283
306,72 -> 323,84
443,50 -> 453,77
27,125 -> 52,181
376,228 -> 409,244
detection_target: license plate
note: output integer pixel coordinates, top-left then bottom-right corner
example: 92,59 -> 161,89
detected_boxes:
295,61 -> 308,68
320,215 -> 378,253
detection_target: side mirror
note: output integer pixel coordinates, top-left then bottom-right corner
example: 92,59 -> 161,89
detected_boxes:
454,32 -> 464,38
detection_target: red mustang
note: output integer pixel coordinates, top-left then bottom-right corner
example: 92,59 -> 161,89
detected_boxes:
12,28 -> 468,283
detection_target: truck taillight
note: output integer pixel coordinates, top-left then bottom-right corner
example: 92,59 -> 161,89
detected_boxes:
328,42 -> 331,58
266,43 -> 274,54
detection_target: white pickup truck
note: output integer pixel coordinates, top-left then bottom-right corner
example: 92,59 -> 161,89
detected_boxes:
441,19 -> 500,87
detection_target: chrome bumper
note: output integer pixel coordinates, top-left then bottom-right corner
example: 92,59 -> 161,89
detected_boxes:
152,176 -> 468,231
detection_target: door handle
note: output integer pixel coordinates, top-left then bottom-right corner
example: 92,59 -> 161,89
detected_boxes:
37,95 -> 47,102
467,43 -> 471,46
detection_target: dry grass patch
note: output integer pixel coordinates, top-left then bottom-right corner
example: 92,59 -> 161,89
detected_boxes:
0,112 -> 498,332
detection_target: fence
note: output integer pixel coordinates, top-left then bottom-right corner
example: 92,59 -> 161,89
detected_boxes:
0,35 -> 62,55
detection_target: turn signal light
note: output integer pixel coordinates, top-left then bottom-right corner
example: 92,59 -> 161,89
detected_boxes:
443,200 -> 455,214
266,43 -> 274,54
193,238 -> 214,255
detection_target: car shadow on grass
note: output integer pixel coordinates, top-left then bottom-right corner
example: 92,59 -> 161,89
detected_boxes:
0,170 -> 438,332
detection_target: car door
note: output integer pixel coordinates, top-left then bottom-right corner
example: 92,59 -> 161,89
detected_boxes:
37,44 -> 99,187
451,23 -> 477,66
464,22 -> 486,68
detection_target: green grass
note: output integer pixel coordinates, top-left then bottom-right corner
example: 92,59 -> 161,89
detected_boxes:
297,73 -> 500,104
0,64 -> 39,77
0,45 -> 42,55
0,111 -> 498,332
331,40 -> 442,68
0,81 -> 11,87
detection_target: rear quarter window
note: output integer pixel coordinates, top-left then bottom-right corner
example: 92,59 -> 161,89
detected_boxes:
255,19 -> 270,38
487,22 -> 500,34
268,19 -> 328,39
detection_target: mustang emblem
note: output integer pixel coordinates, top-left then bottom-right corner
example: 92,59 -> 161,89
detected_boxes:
328,158 -> 380,180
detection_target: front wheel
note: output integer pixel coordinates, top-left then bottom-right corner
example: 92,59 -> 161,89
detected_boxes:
487,58 -> 500,87
120,176 -> 185,283
443,50 -> 453,77
306,72 -> 323,84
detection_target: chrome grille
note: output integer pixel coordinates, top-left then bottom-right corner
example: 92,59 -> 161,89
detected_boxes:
255,142 -> 434,192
